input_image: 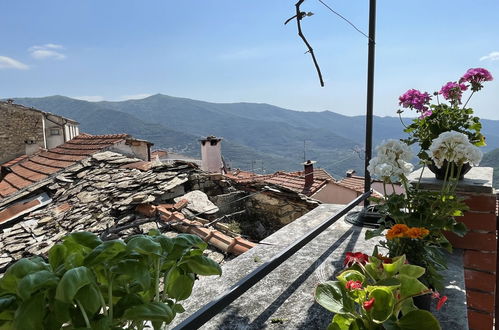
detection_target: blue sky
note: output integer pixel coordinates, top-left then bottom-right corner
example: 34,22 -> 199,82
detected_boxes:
1,0 -> 498,119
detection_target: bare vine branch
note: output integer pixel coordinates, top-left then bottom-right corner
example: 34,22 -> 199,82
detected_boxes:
286,0 -> 325,87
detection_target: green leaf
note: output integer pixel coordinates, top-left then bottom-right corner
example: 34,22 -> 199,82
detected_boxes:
181,255 -> 222,276
331,313 -> 355,330
397,310 -> 441,330
336,270 -> 365,286
13,292 -> 44,330
64,231 -> 102,249
383,255 -> 405,277
368,288 -> 395,323
74,284 -> 102,316
114,293 -> 144,319
0,295 -> 16,311
64,252 -> 85,270
17,270 -> 59,301
83,240 -> 127,267
166,268 -> 194,301
398,274 -> 428,300
48,244 -> 68,271
173,303 -> 185,313
152,235 -> 174,254
399,297 -> 417,316
174,234 -> 207,250
315,281 -> 354,314
55,266 -> 94,303
122,301 -> 174,324
399,264 -> 425,279
127,235 -> 162,256
0,257 -> 49,294
110,259 -> 151,291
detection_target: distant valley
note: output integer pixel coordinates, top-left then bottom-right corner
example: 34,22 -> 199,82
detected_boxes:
11,94 -> 499,183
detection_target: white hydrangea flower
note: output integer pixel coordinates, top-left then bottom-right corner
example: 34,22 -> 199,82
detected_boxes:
429,131 -> 483,168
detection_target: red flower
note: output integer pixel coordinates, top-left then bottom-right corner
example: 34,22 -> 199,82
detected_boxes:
345,280 -> 363,290
436,296 -> 448,311
363,297 -> 375,310
344,252 -> 369,267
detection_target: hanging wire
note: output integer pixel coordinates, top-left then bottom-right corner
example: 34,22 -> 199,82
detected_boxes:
316,0 -> 372,41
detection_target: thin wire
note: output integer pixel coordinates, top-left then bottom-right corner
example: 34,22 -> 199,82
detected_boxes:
317,0 -> 371,41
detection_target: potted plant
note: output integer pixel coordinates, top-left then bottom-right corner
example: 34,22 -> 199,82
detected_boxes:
315,252 -> 446,329
0,230 -> 222,329
365,138 -> 480,291
397,67 -> 492,179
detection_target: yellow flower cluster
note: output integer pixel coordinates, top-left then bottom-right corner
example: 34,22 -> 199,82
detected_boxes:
386,224 -> 430,240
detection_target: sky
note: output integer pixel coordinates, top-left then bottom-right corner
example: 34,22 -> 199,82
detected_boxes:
1,0 -> 498,119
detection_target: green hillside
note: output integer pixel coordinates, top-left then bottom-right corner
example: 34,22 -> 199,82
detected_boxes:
10,94 -> 499,179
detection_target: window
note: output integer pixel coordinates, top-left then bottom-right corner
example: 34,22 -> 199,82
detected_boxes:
50,128 -> 61,136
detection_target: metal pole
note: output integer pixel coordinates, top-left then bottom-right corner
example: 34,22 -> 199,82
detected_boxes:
363,0 -> 376,206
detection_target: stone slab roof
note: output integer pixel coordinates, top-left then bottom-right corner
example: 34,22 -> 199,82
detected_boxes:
0,151 -> 201,271
0,134 -> 130,200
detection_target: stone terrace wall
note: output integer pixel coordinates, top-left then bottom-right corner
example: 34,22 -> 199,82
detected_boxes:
0,102 -> 45,164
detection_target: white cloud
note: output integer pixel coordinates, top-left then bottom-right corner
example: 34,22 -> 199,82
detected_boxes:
29,44 -> 66,60
73,95 -> 105,102
29,43 -> 64,51
480,51 -> 499,61
119,93 -> 153,100
0,56 -> 29,70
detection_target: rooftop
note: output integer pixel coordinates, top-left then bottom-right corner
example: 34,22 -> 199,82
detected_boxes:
0,133 -> 130,200
0,100 -> 79,124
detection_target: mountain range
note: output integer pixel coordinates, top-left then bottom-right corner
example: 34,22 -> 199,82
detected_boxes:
11,94 -> 499,181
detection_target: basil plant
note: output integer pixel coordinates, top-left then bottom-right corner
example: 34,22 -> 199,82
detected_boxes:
0,230 -> 221,329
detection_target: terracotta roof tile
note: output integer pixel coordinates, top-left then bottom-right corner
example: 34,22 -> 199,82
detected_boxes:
337,176 -> 365,193
290,168 -> 336,181
1,155 -> 28,168
0,133 -> 130,200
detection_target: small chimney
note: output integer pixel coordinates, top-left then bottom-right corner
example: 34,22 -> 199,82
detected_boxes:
25,139 -> 40,156
200,136 -> 224,173
303,160 -> 316,188
346,169 -> 356,177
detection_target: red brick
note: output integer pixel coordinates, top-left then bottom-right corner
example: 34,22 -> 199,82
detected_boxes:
462,194 -> 497,212
463,251 -> 496,272
456,212 -> 496,232
173,199 -> 189,211
466,290 -> 495,313
467,309 -> 493,330
445,231 -> 496,251
464,269 -> 495,293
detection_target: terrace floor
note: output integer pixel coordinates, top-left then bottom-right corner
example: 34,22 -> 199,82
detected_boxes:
169,204 -> 468,329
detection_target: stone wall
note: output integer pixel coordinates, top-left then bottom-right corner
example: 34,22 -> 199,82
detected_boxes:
0,102 -> 44,163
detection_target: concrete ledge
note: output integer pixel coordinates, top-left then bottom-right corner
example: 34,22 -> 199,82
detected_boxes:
169,204 -> 467,329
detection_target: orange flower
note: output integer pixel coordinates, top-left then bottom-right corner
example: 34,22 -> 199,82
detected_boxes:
386,224 -> 409,240
406,227 -> 430,239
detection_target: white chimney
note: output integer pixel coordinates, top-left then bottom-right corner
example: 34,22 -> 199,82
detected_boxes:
200,136 -> 223,173
25,139 -> 40,156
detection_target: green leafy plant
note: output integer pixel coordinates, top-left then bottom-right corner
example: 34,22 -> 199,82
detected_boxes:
0,230 -> 222,329
315,252 -> 443,330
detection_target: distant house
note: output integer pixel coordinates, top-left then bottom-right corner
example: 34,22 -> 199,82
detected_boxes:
338,170 -> 403,196
226,161 -> 379,204
0,100 -> 80,164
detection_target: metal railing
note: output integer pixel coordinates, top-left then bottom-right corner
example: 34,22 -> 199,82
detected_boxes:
173,190 -> 372,329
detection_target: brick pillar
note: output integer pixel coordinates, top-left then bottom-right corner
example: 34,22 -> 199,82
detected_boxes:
412,167 -> 496,330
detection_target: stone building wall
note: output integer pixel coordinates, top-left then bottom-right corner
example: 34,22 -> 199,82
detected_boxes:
0,102 -> 44,164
